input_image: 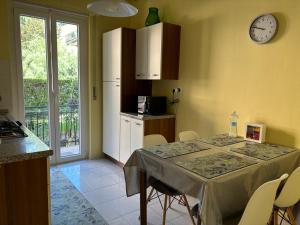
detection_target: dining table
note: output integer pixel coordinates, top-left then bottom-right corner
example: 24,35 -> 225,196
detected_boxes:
123,134 -> 300,225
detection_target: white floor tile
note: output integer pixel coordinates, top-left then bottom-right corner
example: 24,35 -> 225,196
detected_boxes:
122,208 -> 169,225
149,200 -> 184,222
95,194 -> 140,220
170,214 -> 196,225
94,200 -> 122,221
84,174 -> 120,190
83,184 -> 126,205
52,159 -> 195,225
109,217 -> 130,225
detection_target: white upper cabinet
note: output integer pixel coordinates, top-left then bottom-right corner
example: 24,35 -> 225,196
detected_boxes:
103,28 -> 121,82
136,22 -> 181,80
136,27 -> 148,79
147,23 -> 163,80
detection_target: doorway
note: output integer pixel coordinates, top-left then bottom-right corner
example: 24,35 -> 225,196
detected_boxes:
14,3 -> 88,164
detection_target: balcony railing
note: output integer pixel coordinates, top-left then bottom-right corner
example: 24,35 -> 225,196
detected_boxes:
25,105 -> 79,147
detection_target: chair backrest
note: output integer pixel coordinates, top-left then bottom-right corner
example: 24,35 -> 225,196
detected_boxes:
238,174 -> 289,225
275,167 -> 300,208
178,131 -> 200,142
143,134 -> 168,148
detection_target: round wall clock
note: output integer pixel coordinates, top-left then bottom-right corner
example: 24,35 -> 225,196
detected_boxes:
249,14 -> 278,44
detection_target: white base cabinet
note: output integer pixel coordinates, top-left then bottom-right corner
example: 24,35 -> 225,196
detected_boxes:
120,117 -> 131,164
130,118 -> 144,153
120,116 -> 144,164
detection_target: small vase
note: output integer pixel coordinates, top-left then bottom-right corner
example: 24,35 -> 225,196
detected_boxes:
145,7 -> 160,26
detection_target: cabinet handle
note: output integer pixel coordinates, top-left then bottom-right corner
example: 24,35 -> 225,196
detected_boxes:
135,123 -> 142,126
153,74 -> 159,77
115,84 -> 120,87
116,77 -> 120,80
125,120 -> 130,122
137,74 -> 142,77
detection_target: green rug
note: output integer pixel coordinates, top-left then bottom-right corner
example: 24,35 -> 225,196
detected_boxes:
51,170 -> 108,225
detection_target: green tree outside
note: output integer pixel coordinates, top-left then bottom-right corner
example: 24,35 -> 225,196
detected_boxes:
20,16 -> 79,108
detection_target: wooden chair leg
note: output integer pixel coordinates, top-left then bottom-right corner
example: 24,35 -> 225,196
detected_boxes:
182,194 -> 196,225
162,195 -> 168,225
268,210 -> 274,225
273,209 -> 278,225
147,187 -> 155,203
197,214 -> 202,225
178,195 -> 186,206
287,207 -> 296,225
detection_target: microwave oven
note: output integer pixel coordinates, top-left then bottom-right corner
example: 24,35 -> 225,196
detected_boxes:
138,96 -> 167,115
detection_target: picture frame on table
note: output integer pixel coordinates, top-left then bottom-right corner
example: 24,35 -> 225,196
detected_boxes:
244,123 -> 266,143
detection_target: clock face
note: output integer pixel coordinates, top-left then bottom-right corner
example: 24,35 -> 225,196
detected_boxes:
249,14 -> 278,44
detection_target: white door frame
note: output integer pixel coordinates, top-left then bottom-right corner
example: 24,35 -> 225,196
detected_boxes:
13,2 -> 89,164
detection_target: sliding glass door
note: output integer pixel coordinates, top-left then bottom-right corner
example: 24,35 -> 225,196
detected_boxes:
14,4 -> 88,164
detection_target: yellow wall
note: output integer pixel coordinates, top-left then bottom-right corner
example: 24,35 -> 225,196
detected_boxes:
0,0 -> 10,60
128,0 -> 300,148
0,0 -> 12,112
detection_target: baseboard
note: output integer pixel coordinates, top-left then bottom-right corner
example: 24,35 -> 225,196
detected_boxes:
103,154 -> 124,168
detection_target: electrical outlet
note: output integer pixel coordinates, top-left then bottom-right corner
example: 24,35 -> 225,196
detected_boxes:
0,96 -> 2,102
170,87 -> 181,105
172,88 -> 181,95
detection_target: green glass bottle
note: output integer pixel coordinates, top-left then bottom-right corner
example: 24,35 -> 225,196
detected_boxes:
145,7 -> 160,26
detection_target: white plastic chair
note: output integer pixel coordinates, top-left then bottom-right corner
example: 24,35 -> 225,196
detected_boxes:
143,134 -> 168,148
143,134 -> 195,225
273,167 -> 300,225
237,174 -> 289,225
178,130 -> 200,142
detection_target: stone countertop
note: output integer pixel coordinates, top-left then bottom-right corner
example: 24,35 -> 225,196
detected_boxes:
0,127 -> 53,165
120,112 -> 176,121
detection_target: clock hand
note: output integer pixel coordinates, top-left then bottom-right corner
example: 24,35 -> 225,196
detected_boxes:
252,26 -> 266,30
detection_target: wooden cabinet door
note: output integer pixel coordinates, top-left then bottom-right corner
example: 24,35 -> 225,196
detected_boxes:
0,165 -> 8,225
103,28 -> 121,82
136,27 -> 148,80
130,119 -> 144,152
103,82 -> 121,160
147,23 -> 163,80
120,116 -> 131,164
1,158 -> 49,225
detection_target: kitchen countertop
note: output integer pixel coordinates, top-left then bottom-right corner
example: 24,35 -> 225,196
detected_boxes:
0,127 -> 53,165
120,112 -> 175,120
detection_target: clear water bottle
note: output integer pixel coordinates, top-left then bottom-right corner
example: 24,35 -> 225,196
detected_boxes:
229,111 -> 238,137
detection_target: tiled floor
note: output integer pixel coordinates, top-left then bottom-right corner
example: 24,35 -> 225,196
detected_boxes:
52,159 -> 296,225
61,145 -> 80,157
53,159 -> 199,225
